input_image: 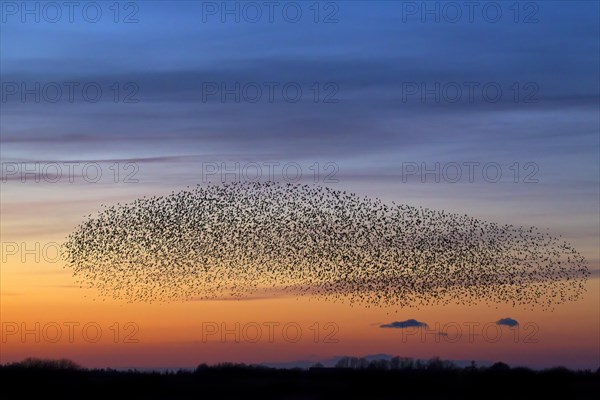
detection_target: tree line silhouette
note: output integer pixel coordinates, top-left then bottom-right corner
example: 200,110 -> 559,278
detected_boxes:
1,357 -> 598,399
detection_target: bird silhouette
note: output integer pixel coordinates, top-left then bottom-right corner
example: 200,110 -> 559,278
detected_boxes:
61,182 -> 590,309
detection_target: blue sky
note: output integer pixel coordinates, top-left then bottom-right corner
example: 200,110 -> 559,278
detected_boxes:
1,1 -> 599,262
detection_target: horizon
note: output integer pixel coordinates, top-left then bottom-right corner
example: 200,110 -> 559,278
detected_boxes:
2,353 -> 591,372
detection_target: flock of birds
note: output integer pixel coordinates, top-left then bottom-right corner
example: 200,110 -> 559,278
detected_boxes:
62,182 -> 589,309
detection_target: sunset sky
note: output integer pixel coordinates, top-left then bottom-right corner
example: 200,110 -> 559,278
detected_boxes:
1,1 -> 599,370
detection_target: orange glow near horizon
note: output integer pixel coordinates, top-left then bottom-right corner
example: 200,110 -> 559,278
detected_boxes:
2,235 -> 598,369
1,172 -> 599,370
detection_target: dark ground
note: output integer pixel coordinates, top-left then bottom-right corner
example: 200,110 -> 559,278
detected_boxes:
1,359 -> 599,400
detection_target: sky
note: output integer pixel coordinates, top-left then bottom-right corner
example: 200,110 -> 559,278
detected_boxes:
0,1 -> 599,370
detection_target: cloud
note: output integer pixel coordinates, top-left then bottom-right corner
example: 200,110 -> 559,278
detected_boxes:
496,318 -> 519,327
380,319 -> 428,329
